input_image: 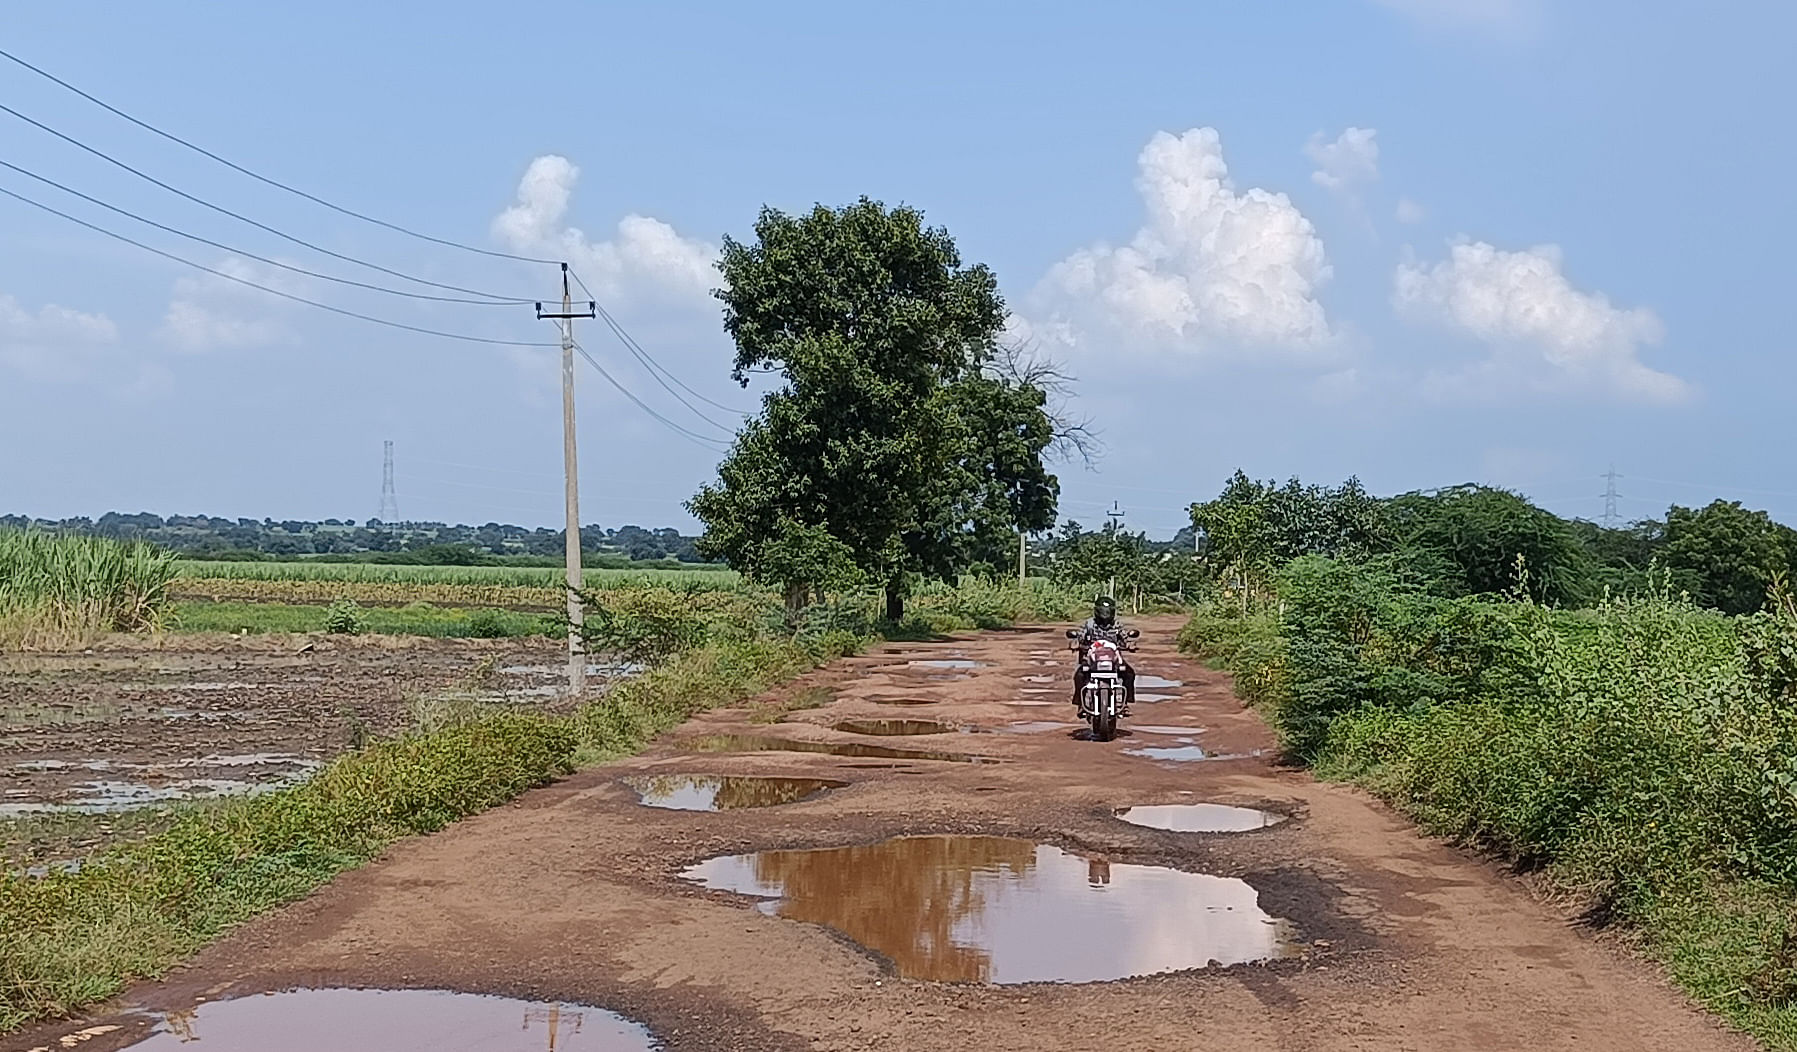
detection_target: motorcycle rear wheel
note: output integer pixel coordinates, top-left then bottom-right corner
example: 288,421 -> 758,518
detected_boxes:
1090,712 -> 1117,742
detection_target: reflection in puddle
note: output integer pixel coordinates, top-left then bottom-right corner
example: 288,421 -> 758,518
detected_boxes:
686,734 -> 998,764
1117,804 -> 1287,832
907,659 -> 987,669
625,774 -> 845,811
684,835 -> 1295,983
832,718 -> 957,736
117,989 -> 654,1050
1126,746 -> 1265,764
1134,675 -> 1184,690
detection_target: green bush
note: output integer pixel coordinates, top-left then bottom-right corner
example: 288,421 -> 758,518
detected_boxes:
321,599 -> 364,635
461,609 -> 509,638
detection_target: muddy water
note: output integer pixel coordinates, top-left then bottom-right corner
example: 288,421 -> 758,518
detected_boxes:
684,835 -> 1295,983
625,774 -> 845,811
831,718 -> 957,736
115,988 -> 653,1050
1118,804 -> 1287,832
686,734 -> 999,764
1134,675 -> 1184,690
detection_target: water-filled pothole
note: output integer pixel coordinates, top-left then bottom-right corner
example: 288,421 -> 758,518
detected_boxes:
832,718 -> 957,736
1134,675 -> 1184,690
683,835 -> 1295,983
117,988 -> 653,1050
1117,803 -> 1287,832
907,659 -> 987,669
1131,725 -> 1205,736
1125,745 -> 1265,763
686,734 -> 998,764
867,696 -> 937,706
625,774 -> 845,811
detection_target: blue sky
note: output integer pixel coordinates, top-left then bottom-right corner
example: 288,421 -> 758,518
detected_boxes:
3,1 -> 1792,538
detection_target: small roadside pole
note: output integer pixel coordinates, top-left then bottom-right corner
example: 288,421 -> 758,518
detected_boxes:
537,264 -> 597,696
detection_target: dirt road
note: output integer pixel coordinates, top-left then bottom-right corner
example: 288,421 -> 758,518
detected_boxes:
13,619 -> 1754,1051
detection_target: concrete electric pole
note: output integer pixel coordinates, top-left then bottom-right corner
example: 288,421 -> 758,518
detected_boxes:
537,264 -> 597,695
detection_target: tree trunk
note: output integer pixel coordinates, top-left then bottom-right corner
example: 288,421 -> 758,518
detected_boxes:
784,582 -> 807,617
884,578 -> 904,622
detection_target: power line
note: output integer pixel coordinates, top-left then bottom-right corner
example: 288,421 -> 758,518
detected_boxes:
568,339 -> 731,452
0,159 -> 521,306
0,183 -> 557,348
0,100 -> 537,303
0,46 -> 560,266
567,266 -> 750,419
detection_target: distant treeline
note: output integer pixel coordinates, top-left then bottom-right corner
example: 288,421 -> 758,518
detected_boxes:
0,513 -> 710,565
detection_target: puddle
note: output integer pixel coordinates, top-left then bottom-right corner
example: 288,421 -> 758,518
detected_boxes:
1018,687 -> 1058,695
1002,721 -> 1077,734
625,774 -> 845,811
684,835 -> 1295,983
832,718 -> 958,736
686,734 -> 998,764
1131,725 -> 1205,736
1117,804 -> 1288,833
1126,746 -> 1265,764
867,696 -> 937,706
115,988 -> 655,1050
907,659 -> 986,669
1134,675 -> 1184,690
1132,692 -> 1179,703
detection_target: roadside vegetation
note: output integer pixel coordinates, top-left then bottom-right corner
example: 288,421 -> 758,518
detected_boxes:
1179,470 -> 1797,1048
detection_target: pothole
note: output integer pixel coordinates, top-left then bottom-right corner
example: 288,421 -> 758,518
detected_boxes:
115,988 -> 654,1050
907,659 -> 987,669
1134,675 -> 1184,690
625,774 -> 845,811
1125,745 -> 1266,763
831,718 -> 958,736
683,835 -> 1296,983
1131,725 -> 1205,736
1001,721 -> 1077,734
685,734 -> 998,764
867,696 -> 937,706
1117,803 -> 1287,832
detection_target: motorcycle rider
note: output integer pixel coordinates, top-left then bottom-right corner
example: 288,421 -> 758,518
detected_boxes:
1072,595 -> 1136,715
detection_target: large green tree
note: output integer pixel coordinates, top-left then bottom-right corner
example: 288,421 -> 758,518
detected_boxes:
1188,471 -> 1388,598
689,199 -> 1050,619
1663,500 -> 1794,614
1385,485 -> 1595,605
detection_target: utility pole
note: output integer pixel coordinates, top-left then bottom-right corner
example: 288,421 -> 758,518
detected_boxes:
1105,501 -> 1124,600
1018,528 -> 1027,588
537,264 -> 597,695
1600,465 -> 1623,530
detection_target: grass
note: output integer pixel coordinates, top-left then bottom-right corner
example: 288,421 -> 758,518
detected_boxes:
1181,559 -> 1797,1049
172,600 -> 552,638
0,532 -> 177,650
175,560 -> 740,588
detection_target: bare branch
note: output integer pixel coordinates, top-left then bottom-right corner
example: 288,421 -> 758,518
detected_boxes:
992,338 -> 1104,469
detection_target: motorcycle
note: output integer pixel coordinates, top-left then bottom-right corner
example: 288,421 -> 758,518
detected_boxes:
1066,627 -> 1139,742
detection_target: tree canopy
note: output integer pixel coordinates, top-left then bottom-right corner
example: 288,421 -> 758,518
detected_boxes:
688,198 -> 1058,617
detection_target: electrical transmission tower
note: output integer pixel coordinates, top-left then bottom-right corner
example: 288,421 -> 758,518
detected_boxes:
1600,465 -> 1623,529
376,440 -> 399,523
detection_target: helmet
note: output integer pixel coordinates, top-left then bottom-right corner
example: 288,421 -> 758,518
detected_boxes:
1093,595 -> 1117,627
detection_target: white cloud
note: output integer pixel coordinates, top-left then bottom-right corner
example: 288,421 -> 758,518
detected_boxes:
1395,240 -> 1687,404
1018,127 -> 1333,365
1306,128 -> 1380,192
158,257 -> 302,354
1371,0 -> 1539,34
493,155 -> 719,306
1396,197 -> 1427,224
0,293 -> 118,382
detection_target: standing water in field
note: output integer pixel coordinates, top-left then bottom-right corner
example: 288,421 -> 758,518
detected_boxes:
114,989 -> 654,1051
683,835 -> 1296,983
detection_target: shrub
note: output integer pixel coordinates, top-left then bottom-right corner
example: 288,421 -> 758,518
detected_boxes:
321,599 -> 364,635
